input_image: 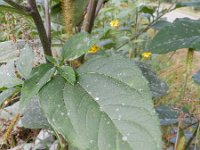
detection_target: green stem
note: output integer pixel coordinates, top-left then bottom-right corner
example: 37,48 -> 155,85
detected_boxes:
185,122 -> 199,149
180,48 -> 194,100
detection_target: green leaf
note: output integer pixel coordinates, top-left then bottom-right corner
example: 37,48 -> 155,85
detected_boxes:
0,88 -> 16,107
20,64 -> 55,110
176,1 -> 200,8
39,57 -> 162,150
148,18 -> 200,54
139,5 -> 155,15
62,32 -> 97,61
46,55 -> 59,66
16,44 -> 34,79
21,96 -> 50,129
74,0 -> 89,26
57,66 -> 76,85
0,40 -> 24,63
192,70 -> 200,85
135,61 -> 168,98
0,61 -> 23,88
156,106 -> 179,126
151,20 -> 172,30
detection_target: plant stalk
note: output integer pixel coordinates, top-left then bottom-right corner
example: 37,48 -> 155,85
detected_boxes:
84,0 -> 98,33
44,0 -> 51,45
28,0 -> 52,57
180,48 -> 194,100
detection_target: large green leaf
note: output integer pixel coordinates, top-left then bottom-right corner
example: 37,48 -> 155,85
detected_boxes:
62,32 -> 97,61
20,64 -> 55,109
39,57 -> 162,150
16,44 -> 34,79
0,61 -> 23,88
148,18 -> 200,54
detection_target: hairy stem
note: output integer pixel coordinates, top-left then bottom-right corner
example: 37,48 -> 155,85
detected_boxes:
61,0 -> 75,35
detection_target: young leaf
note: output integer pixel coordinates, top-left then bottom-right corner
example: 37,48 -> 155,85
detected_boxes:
16,44 -> 34,79
39,57 -> 162,150
62,32 -> 97,61
0,61 -> 23,88
148,18 -> 200,54
0,88 -> 16,107
20,64 -> 55,110
57,66 -> 76,85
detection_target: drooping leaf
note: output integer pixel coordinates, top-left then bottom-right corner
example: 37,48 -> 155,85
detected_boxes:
57,66 -> 76,85
0,88 -> 16,107
176,1 -> 200,8
21,96 -> 50,129
148,18 -> 200,54
0,61 -> 23,88
192,70 -> 200,85
39,57 -> 162,150
135,61 -> 168,98
20,64 -> 55,109
16,44 -> 34,79
156,106 -> 179,126
62,32 -> 97,61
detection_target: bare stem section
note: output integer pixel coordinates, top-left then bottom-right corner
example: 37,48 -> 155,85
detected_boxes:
61,0 -> 75,35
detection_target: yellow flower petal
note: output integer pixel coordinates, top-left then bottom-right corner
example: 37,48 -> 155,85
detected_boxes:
142,52 -> 152,58
110,19 -> 119,27
88,45 -> 100,53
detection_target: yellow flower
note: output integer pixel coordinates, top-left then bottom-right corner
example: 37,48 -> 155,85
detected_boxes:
142,52 -> 152,58
110,19 -> 119,27
88,45 -> 100,53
